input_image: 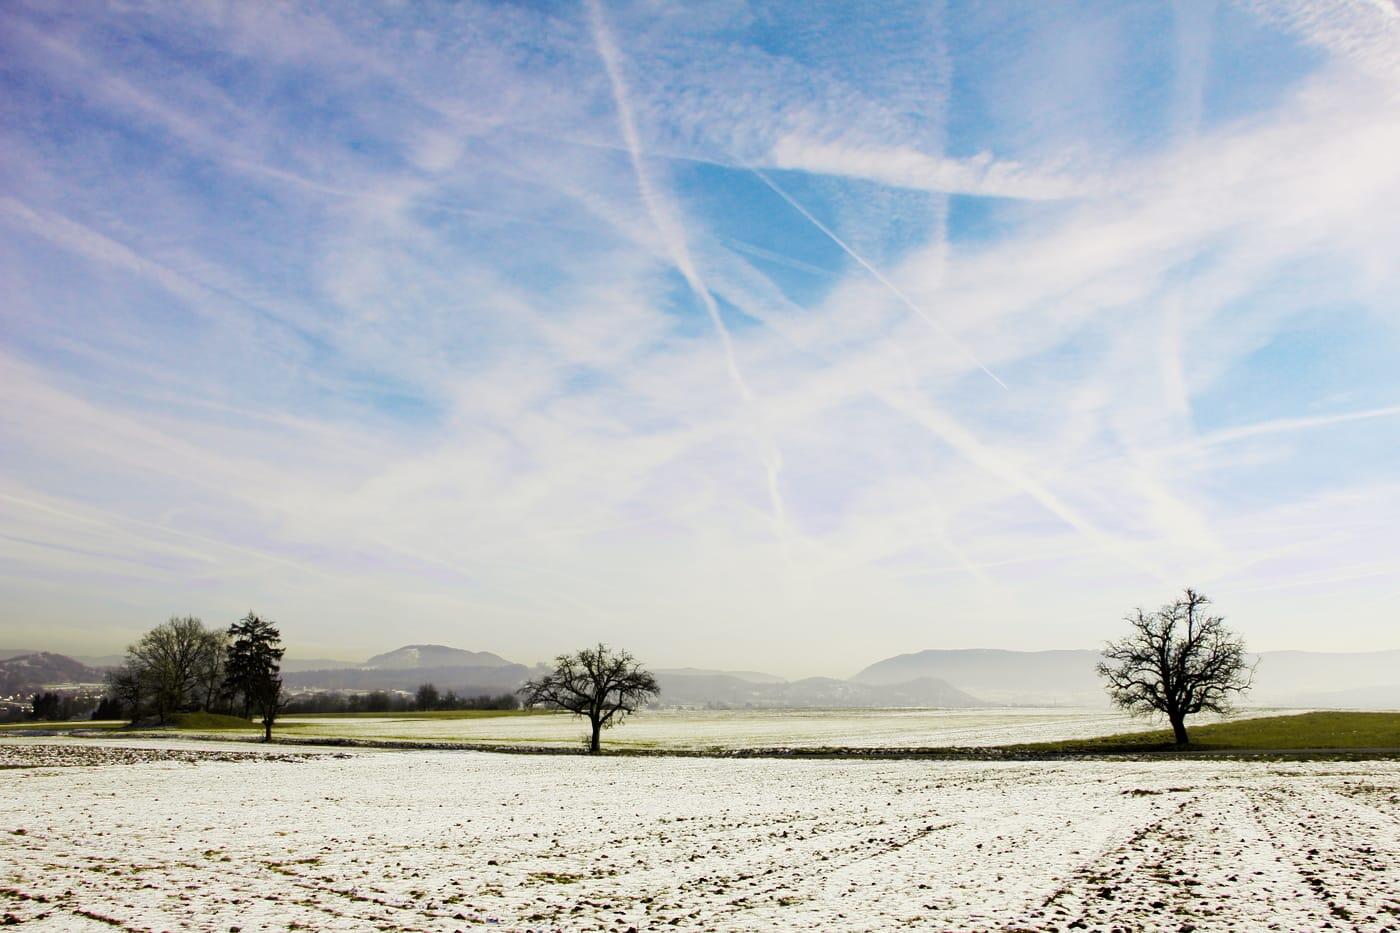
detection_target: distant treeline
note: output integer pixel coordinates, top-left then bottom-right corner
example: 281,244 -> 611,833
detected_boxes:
284,683 -> 520,714
0,691 -> 110,724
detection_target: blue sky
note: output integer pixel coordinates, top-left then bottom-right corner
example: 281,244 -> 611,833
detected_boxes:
1,0 -> 1398,674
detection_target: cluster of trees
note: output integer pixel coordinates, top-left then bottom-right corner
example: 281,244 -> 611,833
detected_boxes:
414,683 -> 520,712
281,687 -> 519,715
38,588 -> 1254,754
106,612 -> 286,740
25,691 -> 103,722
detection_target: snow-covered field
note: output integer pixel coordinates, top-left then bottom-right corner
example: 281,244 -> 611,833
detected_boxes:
275,706 -> 1273,749
2,738 -> 1397,932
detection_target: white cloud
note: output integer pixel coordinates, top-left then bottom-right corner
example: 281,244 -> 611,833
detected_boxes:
0,0 -> 1397,671
767,137 -> 1092,200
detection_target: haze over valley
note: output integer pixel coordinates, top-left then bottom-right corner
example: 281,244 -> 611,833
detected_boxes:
7,641 -> 1398,712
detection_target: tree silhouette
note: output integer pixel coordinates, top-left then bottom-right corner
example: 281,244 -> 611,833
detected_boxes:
224,612 -> 284,720
1097,588 -> 1253,745
520,644 -> 659,754
127,616 -> 216,723
256,673 -> 285,743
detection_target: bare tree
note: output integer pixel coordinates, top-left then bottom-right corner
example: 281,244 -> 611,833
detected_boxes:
104,661 -> 145,722
1097,588 -> 1254,745
127,616 -> 214,723
194,628 -> 227,712
256,674 -> 285,742
520,644 -> 659,754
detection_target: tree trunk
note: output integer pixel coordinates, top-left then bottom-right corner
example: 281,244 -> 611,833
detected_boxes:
263,719 -> 273,743
1169,713 -> 1188,745
589,717 -> 602,755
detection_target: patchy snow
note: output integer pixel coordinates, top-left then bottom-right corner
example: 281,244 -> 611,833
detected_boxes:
277,706 -> 1282,749
1,739 -> 1396,931
0,741 -> 343,768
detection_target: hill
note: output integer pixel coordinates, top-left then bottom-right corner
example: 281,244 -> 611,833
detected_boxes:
362,645 -> 514,670
0,653 -> 108,695
1245,650 -> 1400,708
280,653 -> 984,708
1013,711 -> 1400,754
283,663 -> 534,693
654,671 -> 983,708
72,654 -> 125,668
654,667 -> 786,684
852,648 -> 1400,708
853,649 -> 1103,705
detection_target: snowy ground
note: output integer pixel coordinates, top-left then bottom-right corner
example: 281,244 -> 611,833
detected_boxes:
2,738 -> 1397,932
273,707 -> 1278,749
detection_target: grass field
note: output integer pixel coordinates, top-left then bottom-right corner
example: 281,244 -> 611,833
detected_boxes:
1015,711 -> 1400,754
284,708 -> 545,720
0,720 -> 124,731
167,711 -> 260,731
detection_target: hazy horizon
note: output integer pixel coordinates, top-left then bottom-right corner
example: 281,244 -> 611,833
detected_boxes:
7,630 -> 1400,684
3,1 -> 1399,678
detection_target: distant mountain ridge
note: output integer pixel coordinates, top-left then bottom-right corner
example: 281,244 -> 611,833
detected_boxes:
1244,650 -> 1400,708
653,671 -> 983,708
72,655 -> 125,669
362,644 -> 513,670
655,667 -> 787,684
0,652 -> 108,695
854,649 -> 1104,705
281,644 -> 526,692
853,648 -> 1400,709
273,645 -> 988,708
283,663 -> 534,693
13,641 -> 1398,710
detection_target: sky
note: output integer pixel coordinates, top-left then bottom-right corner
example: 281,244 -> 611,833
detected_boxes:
1,0 -> 1399,677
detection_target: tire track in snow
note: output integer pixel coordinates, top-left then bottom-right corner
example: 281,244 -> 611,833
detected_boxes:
5,744 -> 1400,932
1244,781 -> 1400,930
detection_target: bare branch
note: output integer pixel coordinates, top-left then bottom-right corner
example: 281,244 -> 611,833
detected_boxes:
520,643 -> 660,753
1097,588 -> 1251,744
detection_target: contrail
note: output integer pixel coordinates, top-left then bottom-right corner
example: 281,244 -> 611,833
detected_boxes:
0,490 -> 344,581
585,0 -> 790,540
1194,404 -> 1400,447
553,17 -> 1150,574
748,167 -> 1008,391
584,0 -> 742,393
882,349 -> 1171,582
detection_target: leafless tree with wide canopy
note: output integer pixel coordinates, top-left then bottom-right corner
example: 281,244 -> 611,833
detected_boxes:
520,644 -> 659,754
1097,588 -> 1254,745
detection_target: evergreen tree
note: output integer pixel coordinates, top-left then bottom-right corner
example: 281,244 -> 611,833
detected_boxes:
224,612 -> 285,720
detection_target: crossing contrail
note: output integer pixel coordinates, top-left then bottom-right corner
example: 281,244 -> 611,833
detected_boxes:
585,0 -> 791,542
749,167 -> 1008,391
